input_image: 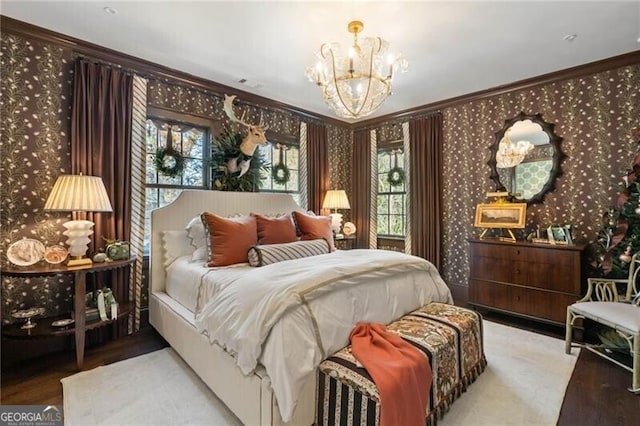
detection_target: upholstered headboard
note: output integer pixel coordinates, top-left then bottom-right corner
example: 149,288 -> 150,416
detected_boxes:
149,190 -> 303,294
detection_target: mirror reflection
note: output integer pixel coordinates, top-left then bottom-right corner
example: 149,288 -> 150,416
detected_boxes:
488,112 -> 564,205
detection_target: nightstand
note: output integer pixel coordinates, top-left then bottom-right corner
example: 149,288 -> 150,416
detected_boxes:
2,257 -> 136,369
334,235 -> 356,250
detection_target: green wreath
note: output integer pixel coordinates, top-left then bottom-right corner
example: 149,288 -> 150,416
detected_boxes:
210,131 -> 269,192
155,147 -> 186,178
387,166 -> 405,186
272,163 -> 290,184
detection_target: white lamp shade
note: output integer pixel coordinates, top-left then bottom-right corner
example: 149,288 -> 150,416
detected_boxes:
44,174 -> 113,212
322,190 -> 351,210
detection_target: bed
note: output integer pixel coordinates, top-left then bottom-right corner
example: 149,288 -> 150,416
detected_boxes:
149,190 -> 453,425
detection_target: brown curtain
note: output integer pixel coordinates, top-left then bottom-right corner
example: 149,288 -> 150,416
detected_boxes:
409,114 -> 443,268
352,129 -> 371,249
307,122 -> 329,213
71,60 -> 133,336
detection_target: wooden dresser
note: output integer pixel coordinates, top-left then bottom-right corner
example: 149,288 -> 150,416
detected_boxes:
468,239 -> 585,326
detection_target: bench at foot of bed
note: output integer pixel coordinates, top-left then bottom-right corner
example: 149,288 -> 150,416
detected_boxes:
316,302 -> 486,426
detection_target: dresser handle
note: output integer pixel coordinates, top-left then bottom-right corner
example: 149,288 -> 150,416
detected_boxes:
516,249 -> 521,255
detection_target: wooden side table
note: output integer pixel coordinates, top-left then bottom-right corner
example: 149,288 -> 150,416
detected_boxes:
2,257 -> 136,369
335,235 -> 356,250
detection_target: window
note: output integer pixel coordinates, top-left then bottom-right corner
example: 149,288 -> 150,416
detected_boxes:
144,116 -> 210,253
377,147 -> 406,237
259,141 -> 301,205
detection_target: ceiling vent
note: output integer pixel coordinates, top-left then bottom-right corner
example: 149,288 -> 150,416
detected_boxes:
237,78 -> 263,89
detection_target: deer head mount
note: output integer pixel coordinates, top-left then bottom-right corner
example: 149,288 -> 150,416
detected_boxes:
222,95 -> 270,177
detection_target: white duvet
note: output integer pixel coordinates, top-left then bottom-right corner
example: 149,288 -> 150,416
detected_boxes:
194,249 -> 453,422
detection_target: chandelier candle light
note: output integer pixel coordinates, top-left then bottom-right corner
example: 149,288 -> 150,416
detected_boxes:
322,190 -> 351,236
496,128 -> 534,168
44,174 -> 113,266
306,20 -> 408,119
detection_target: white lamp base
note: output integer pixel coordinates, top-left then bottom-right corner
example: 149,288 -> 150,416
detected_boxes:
63,220 -> 94,265
328,213 -> 343,235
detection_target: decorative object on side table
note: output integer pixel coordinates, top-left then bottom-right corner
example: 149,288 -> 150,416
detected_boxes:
7,238 -> 45,266
105,239 -> 130,261
342,222 -> 356,236
44,174 -> 113,266
44,245 -> 68,264
51,318 -> 75,328
11,307 -> 45,329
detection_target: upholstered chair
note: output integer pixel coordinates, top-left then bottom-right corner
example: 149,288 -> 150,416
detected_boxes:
565,253 -> 640,393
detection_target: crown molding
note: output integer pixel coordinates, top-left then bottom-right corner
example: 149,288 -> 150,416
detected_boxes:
0,15 -> 348,128
2,16 -> 637,132
354,50 -> 640,130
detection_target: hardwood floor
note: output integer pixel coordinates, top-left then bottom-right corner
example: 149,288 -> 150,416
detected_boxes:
0,327 -> 168,406
1,320 -> 639,425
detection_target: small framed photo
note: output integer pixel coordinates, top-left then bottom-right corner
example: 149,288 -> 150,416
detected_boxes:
474,203 -> 527,229
547,225 -> 573,245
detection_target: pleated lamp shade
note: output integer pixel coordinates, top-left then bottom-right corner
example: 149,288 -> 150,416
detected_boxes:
44,174 -> 112,266
322,190 -> 351,210
44,175 -> 113,212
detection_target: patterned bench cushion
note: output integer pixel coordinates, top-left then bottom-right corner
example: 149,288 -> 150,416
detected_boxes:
317,303 -> 486,426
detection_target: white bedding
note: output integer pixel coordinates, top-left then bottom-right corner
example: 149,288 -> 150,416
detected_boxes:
190,249 -> 452,422
165,256 -> 208,312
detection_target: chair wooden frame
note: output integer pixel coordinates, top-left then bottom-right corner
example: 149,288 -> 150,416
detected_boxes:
565,253 -> 640,393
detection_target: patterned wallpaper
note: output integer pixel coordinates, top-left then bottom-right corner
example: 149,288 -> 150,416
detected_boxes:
3,29 -> 637,321
0,32 -> 351,322
327,125 -> 353,223
441,64 -> 640,291
148,80 -> 301,137
0,33 -> 75,322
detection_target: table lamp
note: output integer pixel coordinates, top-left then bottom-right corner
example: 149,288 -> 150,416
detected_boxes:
322,190 -> 351,236
44,174 -> 113,266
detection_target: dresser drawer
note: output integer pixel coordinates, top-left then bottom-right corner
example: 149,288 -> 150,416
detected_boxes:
468,239 -> 585,325
511,259 -> 579,293
469,279 -> 579,324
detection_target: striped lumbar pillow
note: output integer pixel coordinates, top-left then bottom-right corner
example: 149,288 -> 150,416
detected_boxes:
248,239 -> 331,267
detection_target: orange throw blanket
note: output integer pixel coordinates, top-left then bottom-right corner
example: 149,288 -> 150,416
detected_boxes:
350,322 -> 432,426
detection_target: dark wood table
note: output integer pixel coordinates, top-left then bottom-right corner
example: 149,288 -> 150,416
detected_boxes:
2,257 -> 136,369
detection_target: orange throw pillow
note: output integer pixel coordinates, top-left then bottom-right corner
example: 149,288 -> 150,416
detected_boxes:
201,212 -> 257,267
253,213 -> 297,245
292,211 -> 335,251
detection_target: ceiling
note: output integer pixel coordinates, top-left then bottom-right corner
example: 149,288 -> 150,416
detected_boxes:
2,1 -> 639,123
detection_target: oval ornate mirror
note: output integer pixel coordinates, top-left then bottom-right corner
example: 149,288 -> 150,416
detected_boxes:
487,112 -> 564,205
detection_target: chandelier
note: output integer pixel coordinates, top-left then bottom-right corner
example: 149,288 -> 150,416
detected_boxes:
496,129 -> 534,168
305,20 -> 408,119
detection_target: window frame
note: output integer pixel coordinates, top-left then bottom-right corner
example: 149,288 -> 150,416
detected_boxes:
258,130 -> 301,199
144,107 -> 217,254
376,141 -> 407,239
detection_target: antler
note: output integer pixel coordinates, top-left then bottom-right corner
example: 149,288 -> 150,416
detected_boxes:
223,95 -> 252,128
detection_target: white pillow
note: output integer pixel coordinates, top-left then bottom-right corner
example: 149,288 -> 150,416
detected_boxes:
186,216 -> 208,262
162,230 -> 192,267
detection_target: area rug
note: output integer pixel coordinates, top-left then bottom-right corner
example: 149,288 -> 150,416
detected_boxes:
439,320 -> 579,426
62,320 -> 578,426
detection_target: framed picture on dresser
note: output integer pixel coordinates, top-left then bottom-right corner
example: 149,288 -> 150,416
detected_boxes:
474,203 -> 527,229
